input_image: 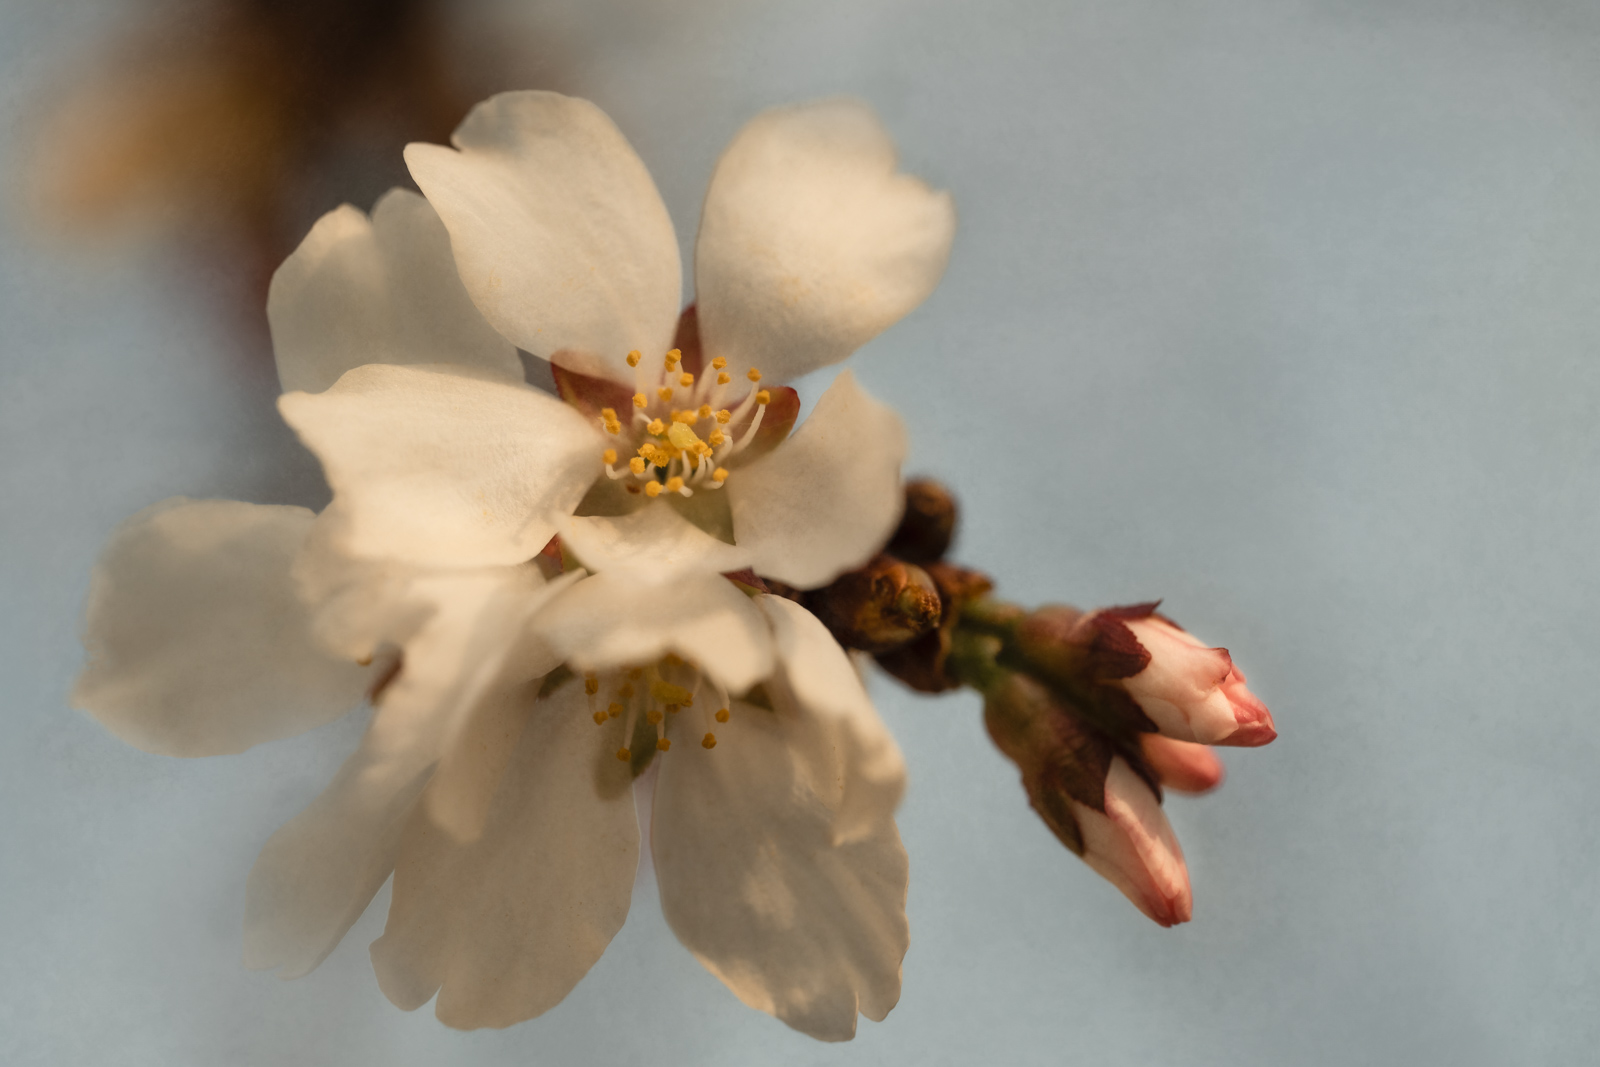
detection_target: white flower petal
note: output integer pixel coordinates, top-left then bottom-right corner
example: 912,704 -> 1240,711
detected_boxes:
757,594 -> 906,845
269,189 -> 522,395
729,371 -> 907,589
279,363 -> 601,568
652,695 -> 908,1042
370,679 -> 639,1029
405,91 -> 681,385
73,499 -> 373,757
530,569 -> 773,696
695,99 -> 955,385
561,502 -> 752,578
242,564 -> 565,977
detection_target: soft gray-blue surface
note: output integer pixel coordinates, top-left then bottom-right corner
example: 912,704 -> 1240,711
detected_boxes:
4,1 -> 1597,1064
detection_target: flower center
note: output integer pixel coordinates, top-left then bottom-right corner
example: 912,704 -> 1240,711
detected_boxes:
593,348 -> 772,498
581,654 -> 732,762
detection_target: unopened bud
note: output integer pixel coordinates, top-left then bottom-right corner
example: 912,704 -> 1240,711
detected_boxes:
1116,611 -> 1277,747
806,554 -> 941,654
983,671 -> 1192,926
874,561 -> 995,692
886,479 -> 958,564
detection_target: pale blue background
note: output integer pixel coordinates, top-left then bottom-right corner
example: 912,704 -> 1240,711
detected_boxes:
4,1 -> 1597,1064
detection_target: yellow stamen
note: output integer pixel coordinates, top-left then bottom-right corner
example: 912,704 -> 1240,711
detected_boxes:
708,430 -> 726,447
717,372 -> 731,385
711,356 -> 727,370
656,737 -> 672,751
592,710 -> 608,725
698,404 -> 712,420
755,389 -> 771,405
702,733 -> 717,749
715,708 -> 730,723
747,368 -> 762,382
665,476 -> 684,493
608,702 -> 624,718
602,448 -> 617,465
645,482 -> 662,498
716,409 -> 732,424
626,351 -> 641,367
616,747 -> 631,761
647,417 -> 665,436
665,348 -> 681,368
600,407 -> 617,421
646,708 -> 664,725
712,467 -> 729,483
657,387 -> 674,402
584,675 -> 599,696
679,373 -> 694,388
665,703 -> 681,715
633,393 -> 648,409
629,456 -> 646,475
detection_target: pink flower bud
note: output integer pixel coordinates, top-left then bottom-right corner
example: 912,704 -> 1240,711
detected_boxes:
1118,614 -> 1276,747
1140,734 -> 1225,794
1075,758 -> 1192,927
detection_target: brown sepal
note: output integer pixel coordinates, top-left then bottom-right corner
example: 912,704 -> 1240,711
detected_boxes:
886,478 -> 959,564
874,561 -> 994,692
550,358 -> 636,420
1086,613 -> 1153,680
805,554 -> 942,655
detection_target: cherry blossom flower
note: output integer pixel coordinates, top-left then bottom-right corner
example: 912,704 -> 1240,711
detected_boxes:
274,90 -> 955,590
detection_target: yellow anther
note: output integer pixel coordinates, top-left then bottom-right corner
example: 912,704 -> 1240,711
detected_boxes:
712,467 -> 729,483
708,430 -> 726,447
592,710 -> 608,725
716,409 -> 732,424
629,456 -> 646,475
679,373 -> 694,387
603,418 -> 621,435
702,733 -> 717,749
715,708 -> 730,723
608,702 -> 624,718
645,482 -> 662,498
633,393 -> 648,409
602,448 -> 617,465
657,387 -> 674,402
646,417 -> 665,435
665,348 -> 681,367
656,737 -> 672,751
646,708 -> 664,725
626,351 -> 642,367
711,356 -> 727,370
616,747 -> 631,761
747,368 -> 762,382
651,680 -> 693,705
618,684 -> 634,698
755,389 -> 771,405
717,372 -> 731,385
665,704 -> 681,715
698,404 -> 712,420
665,476 -> 684,493
600,407 -> 618,421
584,676 -> 600,695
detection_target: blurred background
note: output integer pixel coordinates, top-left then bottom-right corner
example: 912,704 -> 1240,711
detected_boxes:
4,0 -> 1598,1064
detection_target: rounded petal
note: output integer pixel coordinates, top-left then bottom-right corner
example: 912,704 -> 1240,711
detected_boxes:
728,371 -> 907,589
1075,758 -> 1192,927
757,594 -> 906,845
72,498 -> 374,757
652,694 -> 908,1042
695,99 -> 955,385
278,363 -> 601,568
560,501 -> 753,578
405,91 -> 681,385
268,189 -> 522,395
243,563 -> 567,978
369,680 -> 639,1029
530,570 -> 773,696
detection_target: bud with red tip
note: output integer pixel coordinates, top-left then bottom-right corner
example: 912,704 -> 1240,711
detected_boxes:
982,670 -> 1192,926
1116,610 -> 1276,747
